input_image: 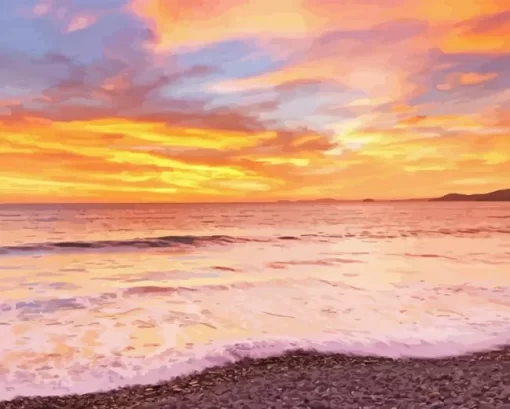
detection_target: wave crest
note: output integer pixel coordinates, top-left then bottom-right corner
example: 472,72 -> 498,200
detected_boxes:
0,235 -> 260,254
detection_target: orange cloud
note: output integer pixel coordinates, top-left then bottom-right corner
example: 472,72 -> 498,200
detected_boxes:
1,109 -> 509,202
0,113 -> 339,202
440,11 -> 510,54
306,0 -> 506,26
132,0 -> 506,49
129,0 -> 324,50
397,114 -> 485,130
459,72 -> 499,85
128,0 -> 510,62
437,72 -> 499,90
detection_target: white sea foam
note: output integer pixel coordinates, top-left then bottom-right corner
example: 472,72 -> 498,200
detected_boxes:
1,333 -> 509,401
1,276 -> 510,401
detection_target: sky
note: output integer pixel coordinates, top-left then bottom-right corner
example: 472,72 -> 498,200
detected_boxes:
0,0 -> 509,203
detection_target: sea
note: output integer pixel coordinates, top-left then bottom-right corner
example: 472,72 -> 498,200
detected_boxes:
0,202 -> 509,400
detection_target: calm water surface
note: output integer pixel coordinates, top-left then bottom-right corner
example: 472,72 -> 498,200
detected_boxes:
0,202 -> 509,399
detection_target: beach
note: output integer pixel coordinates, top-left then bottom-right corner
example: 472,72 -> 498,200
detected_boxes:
2,347 -> 510,409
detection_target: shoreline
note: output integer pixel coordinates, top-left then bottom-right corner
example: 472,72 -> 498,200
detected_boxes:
2,347 -> 510,409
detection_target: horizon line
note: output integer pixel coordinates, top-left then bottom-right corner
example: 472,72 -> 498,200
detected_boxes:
0,198 -> 432,206
2,188 -> 507,206
2,187 -> 509,206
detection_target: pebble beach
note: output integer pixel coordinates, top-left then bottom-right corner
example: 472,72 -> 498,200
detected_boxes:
2,347 -> 510,409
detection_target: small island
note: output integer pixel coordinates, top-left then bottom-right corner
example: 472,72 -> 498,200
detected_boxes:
430,188 -> 510,202
362,198 -> 375,203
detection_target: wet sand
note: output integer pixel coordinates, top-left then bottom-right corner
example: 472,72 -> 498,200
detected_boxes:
2,347 -> 510,409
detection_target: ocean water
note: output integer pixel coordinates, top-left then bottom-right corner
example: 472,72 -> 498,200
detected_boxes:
0,202 -> 510,400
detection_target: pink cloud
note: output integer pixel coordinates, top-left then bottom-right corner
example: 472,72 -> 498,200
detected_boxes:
66,15 -> 98,33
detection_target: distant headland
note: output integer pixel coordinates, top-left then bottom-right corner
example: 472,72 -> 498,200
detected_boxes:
275,188 -> 510,204
430,189 -> 510,202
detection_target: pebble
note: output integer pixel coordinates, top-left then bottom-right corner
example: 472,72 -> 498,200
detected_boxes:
501,386 -> 510,399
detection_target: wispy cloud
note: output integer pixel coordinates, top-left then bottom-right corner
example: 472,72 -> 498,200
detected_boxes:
0,0 -> 508,202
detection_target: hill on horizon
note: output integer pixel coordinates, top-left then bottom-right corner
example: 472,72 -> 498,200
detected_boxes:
430,189 -> 510,202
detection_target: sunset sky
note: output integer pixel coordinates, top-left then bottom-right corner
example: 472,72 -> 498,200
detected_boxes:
0,0 -> 509,203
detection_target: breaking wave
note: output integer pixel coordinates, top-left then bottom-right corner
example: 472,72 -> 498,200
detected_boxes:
2,225 -> 510,255
0,234 -> 271,254
1,334 -> 509,401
